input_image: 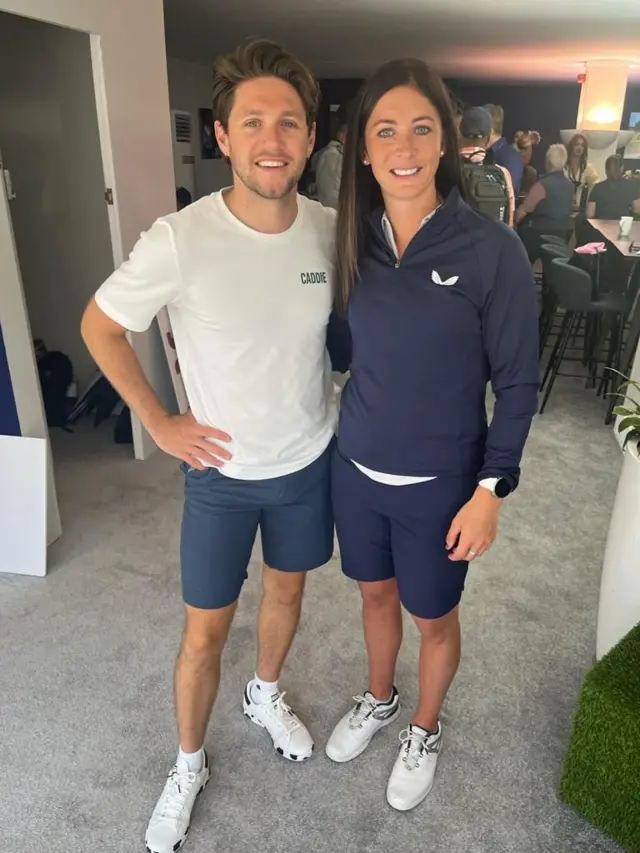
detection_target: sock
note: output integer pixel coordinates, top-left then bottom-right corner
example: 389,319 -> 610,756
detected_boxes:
251,674 -> 279,704
410,722 -> 439,739
178,745 -> 204,773
369,689 -> 395,705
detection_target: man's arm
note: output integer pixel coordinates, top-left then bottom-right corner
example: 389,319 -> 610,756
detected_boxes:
515,181 -> 546,224
316,146 -> 342,209
82,222 -> 231,468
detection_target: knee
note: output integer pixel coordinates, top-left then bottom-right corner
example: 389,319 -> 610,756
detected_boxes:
180,620 -> 226,664
360,580 -> 400,611
415,609 -> 459,645
263,572 -> 305,608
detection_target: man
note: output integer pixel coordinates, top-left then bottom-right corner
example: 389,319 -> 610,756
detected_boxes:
459,106 -> 515,226
81,39 -> 337,853
484,103 -> 524,195
311,102 -> 349,208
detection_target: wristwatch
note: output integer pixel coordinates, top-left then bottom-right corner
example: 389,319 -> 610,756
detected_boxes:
478,477 -> 512,499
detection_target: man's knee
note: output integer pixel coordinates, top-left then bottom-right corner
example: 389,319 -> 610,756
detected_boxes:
180,605 -> 234,662
262,566 -> 306,608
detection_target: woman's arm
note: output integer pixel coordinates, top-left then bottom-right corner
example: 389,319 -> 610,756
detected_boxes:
586,200 -> 597,218
479,232 -> 541,491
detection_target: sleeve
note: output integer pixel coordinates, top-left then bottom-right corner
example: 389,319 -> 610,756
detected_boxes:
478,232 -> 541,491
520,181 -> 546,214
316,147 -> 342,209
326,308 -> 352,373
589,182 -> 603,209
94,220 -> 181,332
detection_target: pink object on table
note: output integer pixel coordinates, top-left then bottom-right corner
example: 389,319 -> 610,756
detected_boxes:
575,242 -> 607,254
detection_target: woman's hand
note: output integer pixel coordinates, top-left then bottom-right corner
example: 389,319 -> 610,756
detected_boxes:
446,487 -> 502,562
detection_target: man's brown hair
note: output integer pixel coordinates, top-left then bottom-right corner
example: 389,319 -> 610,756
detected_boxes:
212,39 -> 319,130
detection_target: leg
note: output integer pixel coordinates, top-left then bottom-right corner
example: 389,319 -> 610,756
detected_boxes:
178,465 -> 261,750
175,602 -> 237,752
256,564 -> 306,682
359,578 -> 403,701
411,606 -> 461,732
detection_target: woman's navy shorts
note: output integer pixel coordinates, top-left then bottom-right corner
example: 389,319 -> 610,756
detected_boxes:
331,446 -> 477,620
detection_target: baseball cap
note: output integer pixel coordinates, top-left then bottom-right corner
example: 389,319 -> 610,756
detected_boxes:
460,107 -> 492,140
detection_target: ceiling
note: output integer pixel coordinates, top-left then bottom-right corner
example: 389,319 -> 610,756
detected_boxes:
163,0 -> 640,83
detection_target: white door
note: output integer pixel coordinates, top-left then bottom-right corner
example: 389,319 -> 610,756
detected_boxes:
0,151 -> 62,550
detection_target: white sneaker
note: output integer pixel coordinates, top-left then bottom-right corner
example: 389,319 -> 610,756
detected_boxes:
243,682 -> 314,761
145,751 -> 210,853
386,722 -> 442,812
326,688 -> 401,763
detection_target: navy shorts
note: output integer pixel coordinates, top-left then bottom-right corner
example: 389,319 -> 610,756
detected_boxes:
180,442 -> 334,610
331,447 -> 477,620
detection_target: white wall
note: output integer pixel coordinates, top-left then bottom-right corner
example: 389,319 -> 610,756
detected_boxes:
166,56 -> 231,197
0,13 -> 114,394
0,0 -> 177,459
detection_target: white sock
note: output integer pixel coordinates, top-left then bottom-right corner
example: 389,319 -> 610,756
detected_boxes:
178,745 -> 204,773
251,673 -> 279,704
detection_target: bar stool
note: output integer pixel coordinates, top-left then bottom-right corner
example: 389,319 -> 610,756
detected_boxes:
539,258 -> 627,414
539,243 -> 571,357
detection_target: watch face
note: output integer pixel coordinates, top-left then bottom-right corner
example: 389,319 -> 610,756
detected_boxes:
495,478 -> 511,498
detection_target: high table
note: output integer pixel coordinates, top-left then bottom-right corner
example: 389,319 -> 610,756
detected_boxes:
587,220 -> 640,422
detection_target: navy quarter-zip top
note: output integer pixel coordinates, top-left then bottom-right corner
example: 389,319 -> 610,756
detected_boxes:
332,187 -> 540,490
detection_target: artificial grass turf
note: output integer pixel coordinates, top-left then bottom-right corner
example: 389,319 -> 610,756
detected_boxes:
559,622 -> 640,852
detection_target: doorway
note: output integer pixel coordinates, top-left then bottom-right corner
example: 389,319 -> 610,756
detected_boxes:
0,11 -> 130,555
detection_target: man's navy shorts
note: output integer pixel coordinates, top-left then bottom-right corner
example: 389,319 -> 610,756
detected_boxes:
331,446 -> 477,620
180,441 -> 334,610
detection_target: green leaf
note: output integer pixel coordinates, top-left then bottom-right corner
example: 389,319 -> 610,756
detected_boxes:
617,416 -> 640,434
622,429 -> 640,450
613,406 -> 639,418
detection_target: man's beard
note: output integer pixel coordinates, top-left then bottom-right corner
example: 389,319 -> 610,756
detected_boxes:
233,161 -> 304,201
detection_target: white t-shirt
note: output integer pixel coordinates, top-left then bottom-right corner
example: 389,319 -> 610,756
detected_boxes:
95,190 -> 337,480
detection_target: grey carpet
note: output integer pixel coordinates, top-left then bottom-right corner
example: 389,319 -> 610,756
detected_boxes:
0,378 -> 625,853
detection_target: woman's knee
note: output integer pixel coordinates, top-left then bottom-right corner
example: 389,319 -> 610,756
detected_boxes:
360,578 -> 400,610
413,606 -> 459,644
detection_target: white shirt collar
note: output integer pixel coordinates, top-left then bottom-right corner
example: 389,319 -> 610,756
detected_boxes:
381,206 -> 441,259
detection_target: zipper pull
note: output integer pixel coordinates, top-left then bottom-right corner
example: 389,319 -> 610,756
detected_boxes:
394,261 -> 400,269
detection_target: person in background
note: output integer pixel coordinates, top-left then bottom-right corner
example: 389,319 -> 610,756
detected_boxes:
176,186 -> 193,210
325,58 -> 539,813
512,130 -> 541,196
586,154 -> 640,220
459,106 -> 515,225
516,143 -> 573,263
564,133 -> 598,213
313,102 -> 349,208
82,38 -> 339,853
484,103 -> 524,194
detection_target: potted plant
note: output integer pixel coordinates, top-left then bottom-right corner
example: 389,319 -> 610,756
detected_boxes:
596,374 -> 640,660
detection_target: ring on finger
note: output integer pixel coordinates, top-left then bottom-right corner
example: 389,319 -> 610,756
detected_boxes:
467,550 -> 478,559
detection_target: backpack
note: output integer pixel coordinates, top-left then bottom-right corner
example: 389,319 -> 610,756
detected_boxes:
462,157 -> 510,224
37,350 -> 73,428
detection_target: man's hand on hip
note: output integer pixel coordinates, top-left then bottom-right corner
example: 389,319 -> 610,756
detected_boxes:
149,410 -> 232,469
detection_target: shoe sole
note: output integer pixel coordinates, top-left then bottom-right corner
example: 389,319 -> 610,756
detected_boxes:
243,702 -> 313,762
145,772 -> 210,853
325,704 -> 401,764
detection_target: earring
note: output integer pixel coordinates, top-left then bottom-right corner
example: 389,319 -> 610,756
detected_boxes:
363,158 -> 370,165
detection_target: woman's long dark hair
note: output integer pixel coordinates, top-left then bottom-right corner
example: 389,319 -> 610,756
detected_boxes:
335,59 -> 465,315
566,133 -> 589,180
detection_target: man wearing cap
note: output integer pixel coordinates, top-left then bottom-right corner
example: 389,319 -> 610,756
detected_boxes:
459,106 -> 515,227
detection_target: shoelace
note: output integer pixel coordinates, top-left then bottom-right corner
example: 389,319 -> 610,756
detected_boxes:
264,691 -> 301,737
398,728 -> 439,771
157,768 -> 197,821
348,694 -> 377,729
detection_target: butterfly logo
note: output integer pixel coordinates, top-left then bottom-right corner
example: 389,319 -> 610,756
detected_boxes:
431,270 -> 459,286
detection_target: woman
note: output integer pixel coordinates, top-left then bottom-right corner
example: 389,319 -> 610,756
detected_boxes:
515,143 -> 574,263
586,154 -> 640,220
564,133 -> 598,212
512,129 -> 541,196
325,60 -> 540,811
